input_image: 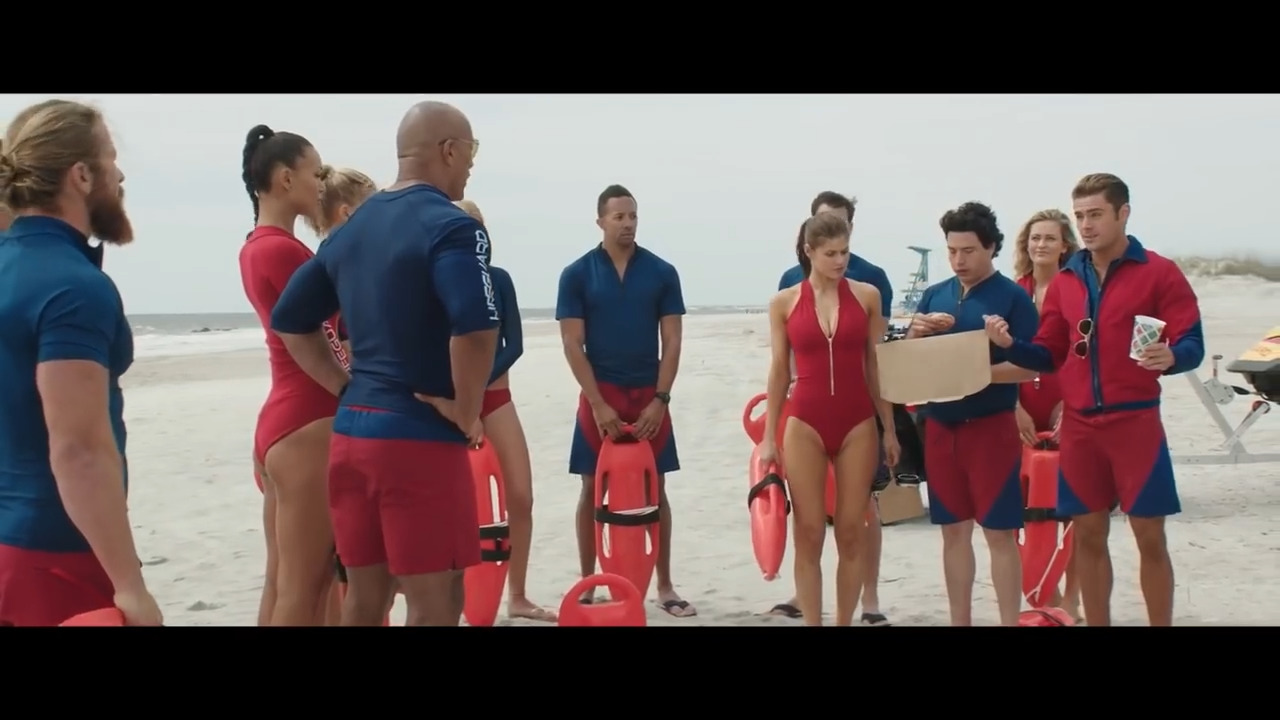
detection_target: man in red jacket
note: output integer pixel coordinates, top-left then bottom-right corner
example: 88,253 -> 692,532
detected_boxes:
985,173 -> 1204,627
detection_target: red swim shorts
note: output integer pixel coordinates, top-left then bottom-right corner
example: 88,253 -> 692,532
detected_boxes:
0,544 -> 114,627
328,408 -> 480,577
576,383 -> 672,456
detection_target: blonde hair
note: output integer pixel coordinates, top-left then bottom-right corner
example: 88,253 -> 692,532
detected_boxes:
454,199 -> 485,225
1013,208 -> 1079,279
0,99 -> 105,213
307,165 -> 377,236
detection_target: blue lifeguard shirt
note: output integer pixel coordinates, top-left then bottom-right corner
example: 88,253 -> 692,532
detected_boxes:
489,266 -> 523,383
0,217 -> 133,553
555,244 -> 685,389
778,254 -> 894,317
914,271 -> 1038,426
271,184 -> 500,443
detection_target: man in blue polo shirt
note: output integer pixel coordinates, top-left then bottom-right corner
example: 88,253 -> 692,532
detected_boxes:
272,101 -> 499,627
556,184 -> 695,618
0,99 -> 161,626
909,201 -> 1038,626
768,191 -> 897,625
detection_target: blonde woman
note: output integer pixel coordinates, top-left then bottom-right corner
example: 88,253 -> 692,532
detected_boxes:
305,165 -> 378,624
1012,207 -> 1081,621
425,199 -> 554,622
308,166 -> 377,240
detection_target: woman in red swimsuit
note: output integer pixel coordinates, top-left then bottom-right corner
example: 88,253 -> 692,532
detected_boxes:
239,125 -> 350,626
423,199 -> 555,622
758,213 -> 900,627
1012,207 -> 1081,620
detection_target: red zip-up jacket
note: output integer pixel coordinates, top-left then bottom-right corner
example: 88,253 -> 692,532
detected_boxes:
1006,236 -> 1204,415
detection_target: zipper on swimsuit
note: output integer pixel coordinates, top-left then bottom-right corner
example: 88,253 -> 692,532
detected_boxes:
828,336 -> 835,396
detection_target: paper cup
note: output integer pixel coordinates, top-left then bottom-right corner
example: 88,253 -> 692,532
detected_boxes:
1130,314 -> 1167,360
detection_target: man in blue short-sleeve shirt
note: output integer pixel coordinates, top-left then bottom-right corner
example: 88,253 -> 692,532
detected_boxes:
767,191 -> 898,626
908,201 -> 1038,627
555,184 -> 696,617
272,101 -> 499,627
0,98 -> 160,626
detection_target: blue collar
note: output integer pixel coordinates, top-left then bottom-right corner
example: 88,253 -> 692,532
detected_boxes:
6,216 -> 104,268
1063,235 -> 1148,277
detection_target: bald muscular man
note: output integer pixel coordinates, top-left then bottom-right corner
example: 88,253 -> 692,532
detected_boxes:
272,101 -> 499,626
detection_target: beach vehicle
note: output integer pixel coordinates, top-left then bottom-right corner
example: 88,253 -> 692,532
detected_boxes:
1174,327 -> 1280,465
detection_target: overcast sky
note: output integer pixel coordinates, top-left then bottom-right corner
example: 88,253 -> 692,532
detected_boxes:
2,93 -> 1275,314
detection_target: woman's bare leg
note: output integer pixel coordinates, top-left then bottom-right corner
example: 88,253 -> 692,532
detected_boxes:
256,459 -> 278,627
482,402 -> 555,621
263,417 -> 336,626
831,418 -> 879,627
783,419 -> 830,627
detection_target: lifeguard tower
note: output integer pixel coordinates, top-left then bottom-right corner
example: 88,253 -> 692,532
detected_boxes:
898,246 -> 931,315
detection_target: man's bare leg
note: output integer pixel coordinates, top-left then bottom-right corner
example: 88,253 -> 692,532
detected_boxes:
940,520 -> 977,626
982,528 -> 1023,626
655,474 -> 696,617
1128,516 -> 1174,626
1071,510 -> 1113,626
399,569 -> 465,626
341,565 -> 395,626
575,475 -> 598,600
859,508 -> 889,624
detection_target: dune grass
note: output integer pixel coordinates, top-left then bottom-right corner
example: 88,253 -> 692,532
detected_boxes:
1172,255 -> 1280,282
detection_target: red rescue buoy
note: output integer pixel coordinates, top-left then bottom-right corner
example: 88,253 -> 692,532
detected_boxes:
463,439 -> 511,627
60,607 -> 126,626
747,446 -> 789,580
594,424 -> 660,601
1018,432 -> 1074,614
557,573 -> 646,627
742,393 -> 768,445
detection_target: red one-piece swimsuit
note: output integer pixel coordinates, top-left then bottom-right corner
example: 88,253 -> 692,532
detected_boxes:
1016,274 -> 1062,431
239,226 -> 349,467
785,279 -> 876,457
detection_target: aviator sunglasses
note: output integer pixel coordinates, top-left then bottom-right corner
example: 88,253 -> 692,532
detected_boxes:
1073,318 -> 1094,359
439,137 -> 480,160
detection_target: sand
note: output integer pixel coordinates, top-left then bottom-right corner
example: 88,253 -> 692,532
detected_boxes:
120,275 -> 1280,626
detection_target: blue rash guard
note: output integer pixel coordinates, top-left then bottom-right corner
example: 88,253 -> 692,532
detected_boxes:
271,184 -> 500,444
555,244 -> 686,388
488,266 -> 523,383
778,253 -> 894,317
914,272 -> 1038,426
0,217 -> 133,553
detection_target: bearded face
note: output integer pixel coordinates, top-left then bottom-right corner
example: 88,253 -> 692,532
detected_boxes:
87,177 -> 133,245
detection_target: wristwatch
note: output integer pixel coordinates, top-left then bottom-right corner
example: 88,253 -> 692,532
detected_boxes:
654,391 -> 671,405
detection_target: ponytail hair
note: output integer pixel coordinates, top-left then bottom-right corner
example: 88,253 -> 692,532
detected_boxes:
794,220 -> 811,276
241,125 -> 274,223
797,213 -> 852,277
241,124 -> 314,226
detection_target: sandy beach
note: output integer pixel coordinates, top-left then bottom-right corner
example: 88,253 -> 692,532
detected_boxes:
120,275 -> 1280,626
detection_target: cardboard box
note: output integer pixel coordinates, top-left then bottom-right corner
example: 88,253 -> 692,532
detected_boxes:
875,478 -> 927,526
876,329 -> 992,406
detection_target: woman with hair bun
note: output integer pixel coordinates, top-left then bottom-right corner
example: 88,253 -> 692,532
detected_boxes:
238,125 -> 349,626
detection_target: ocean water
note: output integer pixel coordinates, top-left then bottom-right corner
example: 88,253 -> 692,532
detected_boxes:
128,305 -> 765,359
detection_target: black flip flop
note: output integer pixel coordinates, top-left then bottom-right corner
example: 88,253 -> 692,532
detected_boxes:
861,612 -> 892,626
769,603 -> 803,619
659,599 -> 697,618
